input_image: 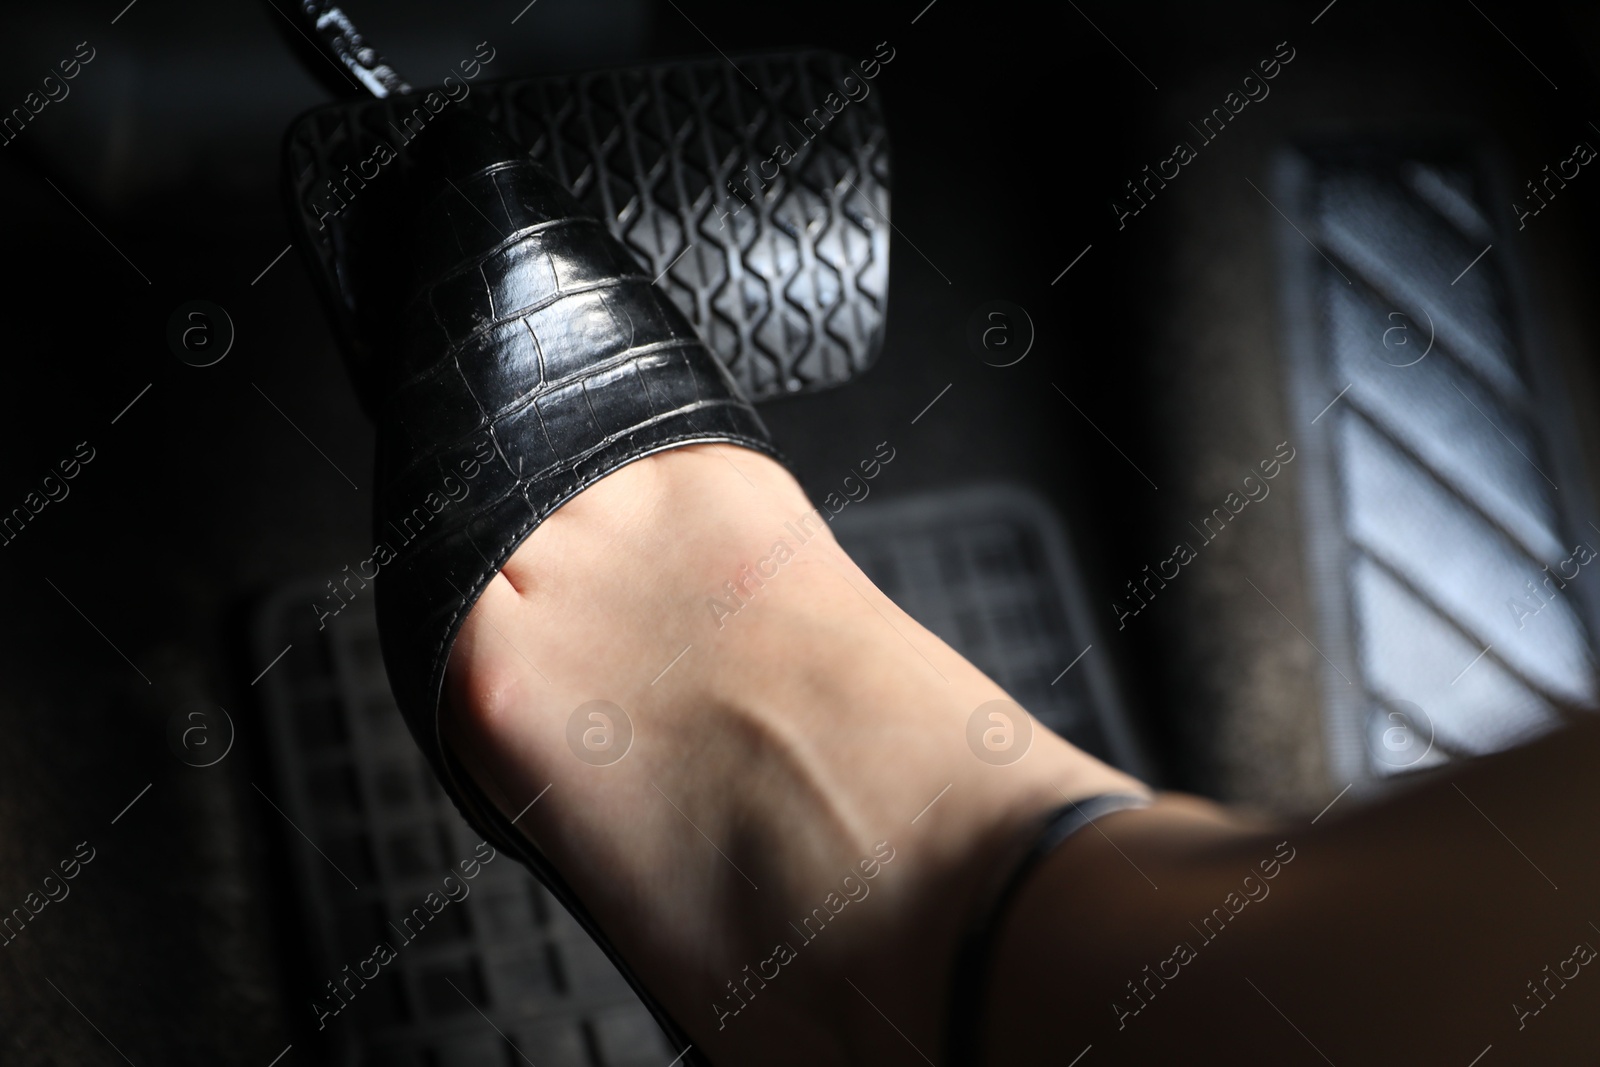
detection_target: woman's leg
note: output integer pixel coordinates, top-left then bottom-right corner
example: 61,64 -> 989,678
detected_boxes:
441,443 -> 1146,1064
441,437 -> 1600,1065
985,715 -> 1600,1064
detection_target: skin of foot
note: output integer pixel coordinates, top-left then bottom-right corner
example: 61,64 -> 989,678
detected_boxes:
441,443 -> 1148,1064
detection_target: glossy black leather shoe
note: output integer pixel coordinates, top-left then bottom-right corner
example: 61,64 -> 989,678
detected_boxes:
345,108 -> 780,1065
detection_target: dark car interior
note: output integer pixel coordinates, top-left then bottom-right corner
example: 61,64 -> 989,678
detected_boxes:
4,0 -> 1600,1062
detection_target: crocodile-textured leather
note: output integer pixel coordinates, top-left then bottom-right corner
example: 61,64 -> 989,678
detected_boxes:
373,107 -> 779,801
345,110 -> 778,1066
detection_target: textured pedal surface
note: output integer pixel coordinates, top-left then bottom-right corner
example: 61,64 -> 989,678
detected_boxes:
255,584 -> 676,1067
283,50 -> 892,406
832,484 -> 1151,776
1275,141 -> 1600,785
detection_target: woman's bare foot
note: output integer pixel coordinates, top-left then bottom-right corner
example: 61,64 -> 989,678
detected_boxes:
441,444 -> 1146,1064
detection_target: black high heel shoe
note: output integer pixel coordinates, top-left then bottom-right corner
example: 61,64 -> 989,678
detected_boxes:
275,8 -> 894,1058
325,106 -> 779,1065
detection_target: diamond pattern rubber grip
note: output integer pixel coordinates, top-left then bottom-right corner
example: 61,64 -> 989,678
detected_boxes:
282,50 -> 892,407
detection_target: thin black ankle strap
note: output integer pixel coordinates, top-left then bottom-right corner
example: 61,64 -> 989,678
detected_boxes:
946,792 -> 1153,1066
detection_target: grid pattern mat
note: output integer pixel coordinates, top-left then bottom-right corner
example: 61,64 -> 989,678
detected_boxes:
831,484 -> 1147,773
252,483 -> 1145,1064
255,586 -> 674,1067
